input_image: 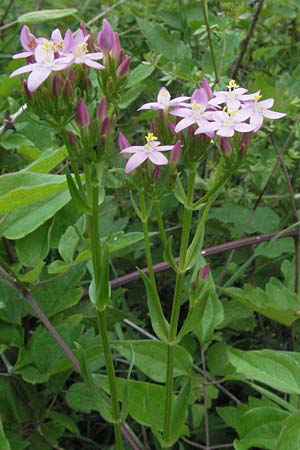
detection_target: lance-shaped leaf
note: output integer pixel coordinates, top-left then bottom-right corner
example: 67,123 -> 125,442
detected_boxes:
163,235 -> 179,273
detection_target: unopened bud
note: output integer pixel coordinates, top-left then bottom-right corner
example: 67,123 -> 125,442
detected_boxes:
23,80 -> 33,101
201,78 -> 213,99
220,137 -> 232,156
152,166 -> 160,180
97,19 -> 115,53
199,263 -> 210,280
83,75 -> 92,93
52,75 -> 63,96
97,96 -> 108,121
100,117 -> 110,136
117,56 -> 131,77
239,132 -> 251,156
111,32 -> 121,59
118,49 -> 125,64
68,68 -> 75,83
76,98 -> 91,128
118,132 -> 130,150
151,121 -> 158,134
80,22 -> 88,36
170,140 -> 182,164
63,78 -> 73,98
67,130 -> 77,147
168,121 -> 176,135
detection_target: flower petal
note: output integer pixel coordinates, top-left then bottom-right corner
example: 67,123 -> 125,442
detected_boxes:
260,98 -> 274,110
156,145 -> 173,151
10,63 -> 38,77
175,117 -> 195,132
148,151 -> 168,165
234,123 -> 256,133
81,58 -> 104,69
263,110 -> 286,119
217,127 -> 234,137
125,152 -> 148,173
120,146 -> 144,154
27,66 -> 51,91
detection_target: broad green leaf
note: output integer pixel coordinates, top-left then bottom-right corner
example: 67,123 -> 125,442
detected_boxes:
276,412 -> 300,449
25,147 -> 67,173
0,190 -> 70,239
16,220 -> 52,267
167,382 -> 191,446
17,9 -> 77,23
0,172 -> 68,214
113,340 -> 192,382
223,279 -> 300,326
195,289 -> 223,343
227,348 -> 300,394
0,418 -> 11,450
127,64 -> 155,88
0,132 -> 34,150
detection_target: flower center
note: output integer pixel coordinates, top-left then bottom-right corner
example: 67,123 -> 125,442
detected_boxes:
144,132 -> 158,151
159,88 -> 170,106
226,79 -> 239,91
75,42 -> 88,57
42,40 -> 55,52
253,93 -> 262,102
192,100 -> 202,119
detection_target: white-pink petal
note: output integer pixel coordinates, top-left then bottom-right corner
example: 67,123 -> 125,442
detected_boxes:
148,151 -> 168,165
27,67 -> 51,91
125,152 -> 147,173
10,63 -> 39,77
121,146 -> 144,154
217,127 -> 235,137
175,117 -> 195,132
263,110 -> 286,119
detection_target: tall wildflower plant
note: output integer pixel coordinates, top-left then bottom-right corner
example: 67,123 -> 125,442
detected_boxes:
10,19 -> 285,450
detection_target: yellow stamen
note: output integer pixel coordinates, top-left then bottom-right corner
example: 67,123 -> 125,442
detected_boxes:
227,108 -> 238,117
145,132 -> 157,143
192,100 -> 202,111
42,41 -> 54,52
226,79 -> 239,90
253,93 -> 262,102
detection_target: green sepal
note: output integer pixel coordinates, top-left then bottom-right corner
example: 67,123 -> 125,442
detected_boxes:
138,270 -> 169,341
65,168 -> 90,212
74,342 -> 113,423
163,235 -> 179,273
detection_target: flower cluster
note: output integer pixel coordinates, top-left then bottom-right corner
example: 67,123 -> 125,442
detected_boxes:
120,79 -> 286,173
10,20 -> 130,92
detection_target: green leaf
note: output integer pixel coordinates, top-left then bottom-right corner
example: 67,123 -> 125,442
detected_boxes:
25,147 -> 67,174
65,169 -> 89,213
16,220 -> 52,267
167,381 -> 191,447
17,9 -> 77,23
0,418 -> 11,450
0,190 -> 70,239
177,287 -> 209,342
163,236 -> 179,272
127,64 -> 155,88
113,340 -> 192,382
276,412 -> 300,449
223,279 -> 300,326
227,348 -> 300,394
0,132 -> 34,150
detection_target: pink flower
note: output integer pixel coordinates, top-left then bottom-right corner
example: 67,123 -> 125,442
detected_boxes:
13,25 -> 39,59
210,80 -> 254,110
138,87 -> 190,111
245,97 -> 286,132
198,109 -> 255,137
62,29 -> 104,69
10,43 -> 73,92
171,88 -> 213,134
120,132 -> 173,173
97,19 -> 115,53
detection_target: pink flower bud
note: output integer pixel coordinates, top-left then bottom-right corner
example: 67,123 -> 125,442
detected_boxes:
63,78 -> 73,98
151,121 -> 158,134
118,49 -> 125,64
76,98 -> 91,128
170,140 -> 182,164
80,22 -> 89,36
220,137 -> 232,156
97,19 -> 115,52
100,117 -> 110,136
239,132 -> 251,156
97,96 -> 108,121
67,131 -> 77,147
111,32 -> 121,59
118,132 -> 130,150
52,75 -> 63,96
23,80 -> 33,101
199,263 -> 210,280
152,166 -> 161,180
168,121 -> 176,135
20,25 -> 37,52
117,56 -> 131,77
68,68 -> 75,83
201,78 -> 213,99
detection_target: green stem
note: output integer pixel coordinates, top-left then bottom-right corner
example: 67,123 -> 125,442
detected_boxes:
201,0 -> 219,84
139,193 -> 169,338
163,170 -> 196,448
85,163 -> 124,450
154,200 -> 168,247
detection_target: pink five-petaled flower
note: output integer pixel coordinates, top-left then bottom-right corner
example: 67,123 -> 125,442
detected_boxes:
62,29 -> 104,69
13,25 -> 39,59
198,109 -> 255,138
210,80 -> 254,110
245,96 -> 286,132
171,88 -> 214,135
138,87 -> 190,111
120,132 -> 173,173
10,42 -> 73,92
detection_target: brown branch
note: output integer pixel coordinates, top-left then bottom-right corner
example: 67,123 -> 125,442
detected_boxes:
231,0 -> 264,79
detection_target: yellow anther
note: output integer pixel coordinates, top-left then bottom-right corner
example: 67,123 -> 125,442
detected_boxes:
227,108 -> 238,117
192,100 -> 201,110
253,93 -> 262,102
226,79 -> 239,90
145,132 -> 157,143
42,40 -> 54,51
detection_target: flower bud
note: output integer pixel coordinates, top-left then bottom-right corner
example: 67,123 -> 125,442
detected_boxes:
220,137 -> 232,156
97,96 -> 108,121
111,32 -> 121,59
152,166 -> 161,180
118,132 -> 130,150
239,132 -> 251,156
118,49 -> 126,64
67,130 -> 78,147
97,19 -> 115,53
68,68 -> 75,83
199,263 -> 210,280
100,117 -> 110,136
168,121 -> 176,135
76,98 -> 91,128
170,140 -> 182,164
63,78 -> 73,98
201,78 -> 213,99
52,75 -> 63,96
117,56 -> 131,77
